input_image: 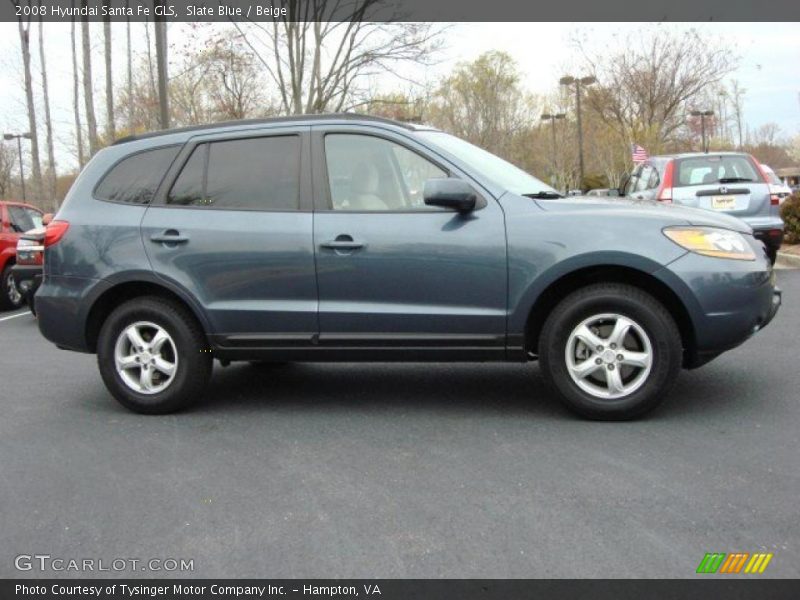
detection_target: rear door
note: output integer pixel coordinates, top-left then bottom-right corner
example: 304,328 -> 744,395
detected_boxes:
141,126 -> 318,346
671,154 -> 771,218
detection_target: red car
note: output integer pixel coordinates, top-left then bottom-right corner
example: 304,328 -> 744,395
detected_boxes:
0,200 -> 43,310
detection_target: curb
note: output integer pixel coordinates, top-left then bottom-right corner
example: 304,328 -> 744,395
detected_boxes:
776,251 -> 800,267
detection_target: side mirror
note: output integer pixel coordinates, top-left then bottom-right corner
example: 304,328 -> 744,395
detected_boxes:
423,179 -> 476,213
42,213 -> 54,226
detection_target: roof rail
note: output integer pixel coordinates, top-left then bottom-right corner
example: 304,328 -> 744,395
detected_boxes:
112,113 -> 415,145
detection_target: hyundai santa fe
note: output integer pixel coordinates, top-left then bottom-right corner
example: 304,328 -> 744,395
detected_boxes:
36,115 -> 781,420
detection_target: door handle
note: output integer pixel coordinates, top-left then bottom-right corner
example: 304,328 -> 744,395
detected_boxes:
150,230 -> 189,244
320,235 -> 364,251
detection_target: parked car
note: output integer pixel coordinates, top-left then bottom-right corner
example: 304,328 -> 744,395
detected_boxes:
14,225 -> 46,315
0,200 -> 43,310
761,164 -> 793,204
36,115 -> 780,420
622,153 -> 784,263
586,188 -> 620,197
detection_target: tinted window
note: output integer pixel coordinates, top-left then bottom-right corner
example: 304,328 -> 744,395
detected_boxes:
7,206 -> 43,232
634,166 -> 653,192
96,146 -> 180,204
675,155 -> 760,187
168,145 -> 207,206
325,134 -> 447,211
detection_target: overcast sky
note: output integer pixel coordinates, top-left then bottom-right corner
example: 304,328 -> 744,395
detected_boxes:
0,21 -> 798,172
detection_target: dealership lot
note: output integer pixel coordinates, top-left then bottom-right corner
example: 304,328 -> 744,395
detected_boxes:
1,270 -> 799,579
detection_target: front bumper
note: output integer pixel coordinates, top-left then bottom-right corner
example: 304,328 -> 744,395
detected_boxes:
656,248 -> 780,367
11,263 -> 42,286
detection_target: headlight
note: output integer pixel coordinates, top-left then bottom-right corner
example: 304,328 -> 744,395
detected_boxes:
663,227 -> 756,261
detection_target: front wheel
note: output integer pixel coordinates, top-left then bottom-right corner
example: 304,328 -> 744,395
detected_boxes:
0,265 -> 25,311
538,283 -> 682,420
97,296 -> 212,414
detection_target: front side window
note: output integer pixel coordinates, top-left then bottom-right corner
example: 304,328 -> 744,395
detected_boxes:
324,134 -> 447,211
95,146 -> 180,204
166,136 -> 301,210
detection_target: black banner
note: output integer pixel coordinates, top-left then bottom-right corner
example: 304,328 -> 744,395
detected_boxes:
2,0 -> 800,22
4,580 -> 800,600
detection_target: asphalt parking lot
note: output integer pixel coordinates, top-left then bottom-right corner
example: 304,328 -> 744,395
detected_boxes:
1,269 -> 799,579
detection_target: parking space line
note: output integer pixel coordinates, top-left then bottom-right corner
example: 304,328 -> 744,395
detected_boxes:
0,310 -> 31,322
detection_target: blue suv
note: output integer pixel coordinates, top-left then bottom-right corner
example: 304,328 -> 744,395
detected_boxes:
36,115 -> 781,419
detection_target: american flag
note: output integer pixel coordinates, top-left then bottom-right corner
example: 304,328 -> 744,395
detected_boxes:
631,144 -> 649,164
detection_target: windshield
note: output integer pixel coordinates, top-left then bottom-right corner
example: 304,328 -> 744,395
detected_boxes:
417,131 -> 559,196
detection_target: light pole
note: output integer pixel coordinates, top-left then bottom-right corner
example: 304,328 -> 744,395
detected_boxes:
3,132 -> 31,202
560,75 -> 596,190
541,112 -> 566,186
690,110 -> 714,153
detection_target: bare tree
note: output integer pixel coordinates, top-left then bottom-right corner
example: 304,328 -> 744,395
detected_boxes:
81,2 -> 99,155
0,144 -> 16,199
15,1 -> 44,202
232,1 -> 440,115
577,28 -> 737,152
126,0 -> 134,131
37,5 -> 58,208
153,1 -> 169,129
103,1 -> 115,140
70,0 -> 85,167
729,79 -> 746,149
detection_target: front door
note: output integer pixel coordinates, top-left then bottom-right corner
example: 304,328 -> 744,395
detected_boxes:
141,127 -> 318,347
312,127 -> 507,359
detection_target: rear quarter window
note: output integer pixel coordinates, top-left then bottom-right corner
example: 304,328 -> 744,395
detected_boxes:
95,146 -> 180,204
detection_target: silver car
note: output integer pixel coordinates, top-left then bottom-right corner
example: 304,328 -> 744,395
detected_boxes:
623,152 -> 784,262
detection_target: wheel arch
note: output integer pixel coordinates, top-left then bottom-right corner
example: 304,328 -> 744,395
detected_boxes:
524,264 -> 697,367
85,278 -> 210,353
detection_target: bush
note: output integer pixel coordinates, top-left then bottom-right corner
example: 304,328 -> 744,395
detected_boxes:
781,193 -> 800,244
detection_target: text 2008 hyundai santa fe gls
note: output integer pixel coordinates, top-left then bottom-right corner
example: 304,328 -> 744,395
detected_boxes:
36,115 -> 781,420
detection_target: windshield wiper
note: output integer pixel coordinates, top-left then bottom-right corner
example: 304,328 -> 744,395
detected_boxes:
523,191 -> 564,199
717,177 -> 753,183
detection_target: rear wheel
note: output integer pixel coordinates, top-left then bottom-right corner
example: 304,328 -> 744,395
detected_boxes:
0,264 -> 25,311
538,283 -> 682,420
97,296 -> 212,414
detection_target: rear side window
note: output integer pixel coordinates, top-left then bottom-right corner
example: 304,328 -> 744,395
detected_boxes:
95,146 -> 180,204
167,136 -> 300,210
675,155 -> 761,187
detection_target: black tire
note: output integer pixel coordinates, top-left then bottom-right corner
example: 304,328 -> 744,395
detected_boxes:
96,296 -> 212,414
538,283 -> 682,420
0,264 -> 25,311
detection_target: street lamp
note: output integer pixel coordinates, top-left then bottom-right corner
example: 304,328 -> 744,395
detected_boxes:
3,132 -> 32,202
541,112 -> 566,186
690,110 -> 714,153
560,75 -> 596,190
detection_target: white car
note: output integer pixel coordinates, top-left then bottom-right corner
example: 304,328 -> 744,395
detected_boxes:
761,164 -> 793,204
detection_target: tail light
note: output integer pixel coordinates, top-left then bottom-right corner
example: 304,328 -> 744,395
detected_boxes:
656,160 -> 674,202
44,220 -> 69,247
770,194 -> 780,206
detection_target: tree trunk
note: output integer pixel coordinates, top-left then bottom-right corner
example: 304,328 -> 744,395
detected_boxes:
38,9 -> 58,210
71,1 -> 85,168
154,5 -> 169,129
103,3 -> 115,140
17,9 -> 43,204
126,1 -> 133,131
81,2 -> 99,155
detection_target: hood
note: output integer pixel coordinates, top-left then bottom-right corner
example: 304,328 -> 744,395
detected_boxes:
536,196 -> 752,234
